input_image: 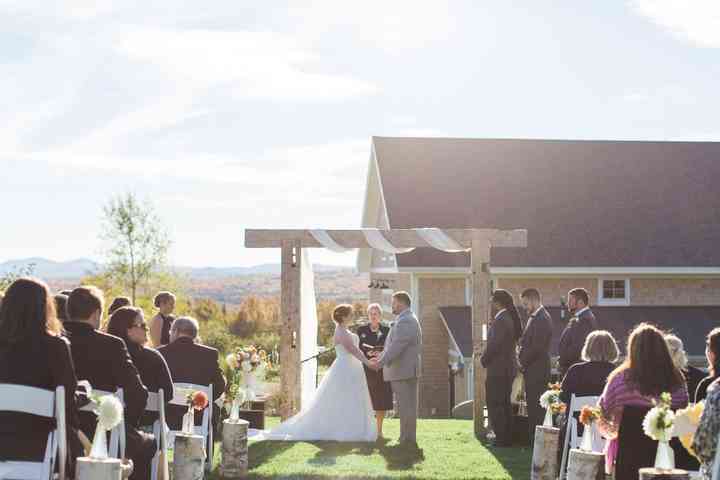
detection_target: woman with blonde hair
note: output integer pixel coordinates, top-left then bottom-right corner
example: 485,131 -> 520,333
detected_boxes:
560,330 -> 619,405
665,334 -> 705,403
149,291 -> 176,347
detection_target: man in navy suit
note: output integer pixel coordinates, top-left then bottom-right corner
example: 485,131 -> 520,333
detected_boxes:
557,288 -> 598,376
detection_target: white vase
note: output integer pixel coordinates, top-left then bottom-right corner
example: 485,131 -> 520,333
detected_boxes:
654,439 -> 675,471
229,397 -> 241,422
579,423 -> 594,452
89,426 -> 108,459
543,407 -> 554,427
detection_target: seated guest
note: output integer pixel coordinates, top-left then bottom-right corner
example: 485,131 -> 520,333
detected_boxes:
108,296 -> 132,317
158,316 -> 226,429
560,330 -> 619,405
55,293 -> 69,322
598,324 -> 688,478
666,334 -> 706,404
107,306 -> 174,426
149,291 -> 176,347
65,286 -> 152,480
696,328 -> 720,402
0,278 -> 80,474
692,378 -> 720,479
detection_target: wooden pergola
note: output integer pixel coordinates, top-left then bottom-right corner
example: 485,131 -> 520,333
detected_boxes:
244,228 -> 527,438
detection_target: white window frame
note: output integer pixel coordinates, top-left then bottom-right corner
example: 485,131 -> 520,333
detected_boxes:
597,277 -> 631,306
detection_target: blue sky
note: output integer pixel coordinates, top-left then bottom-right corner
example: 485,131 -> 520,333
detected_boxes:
1,1 -> 719,267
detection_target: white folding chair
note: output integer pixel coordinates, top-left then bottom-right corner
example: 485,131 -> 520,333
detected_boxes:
145,389 -> 167,480
168,383 -> 213,472
78,386 -> 126,459
559,394 -> 603,480
0,384 -> 66,480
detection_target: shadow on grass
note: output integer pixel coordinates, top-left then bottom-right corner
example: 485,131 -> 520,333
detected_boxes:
480,440 -> 532,480
248,440 -> 296,468
377,442 -> 425,471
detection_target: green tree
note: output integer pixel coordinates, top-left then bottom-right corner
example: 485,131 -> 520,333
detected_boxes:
100,192 -> 171,303
0,263 -> 36,291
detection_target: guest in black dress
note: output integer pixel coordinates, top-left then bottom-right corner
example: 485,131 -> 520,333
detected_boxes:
358,303 -> 393,438
0,278 -> 80,474
107,306 -> 174,427
696,328 -> 720,402
150,291 -> 176,347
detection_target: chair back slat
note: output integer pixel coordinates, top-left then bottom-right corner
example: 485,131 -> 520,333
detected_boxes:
0,385 -> 55,417
171,383 -> 211,406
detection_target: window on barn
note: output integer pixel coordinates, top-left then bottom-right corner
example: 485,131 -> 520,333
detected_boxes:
598,278 -> 630,306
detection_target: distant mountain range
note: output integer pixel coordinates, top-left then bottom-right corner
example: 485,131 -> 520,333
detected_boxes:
0,258 -> 352,280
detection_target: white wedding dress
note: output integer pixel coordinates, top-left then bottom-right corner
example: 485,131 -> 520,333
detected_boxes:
255,326 -> 377,442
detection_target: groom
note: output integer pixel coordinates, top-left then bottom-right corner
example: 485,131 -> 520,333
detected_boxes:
370,291 -> 422,447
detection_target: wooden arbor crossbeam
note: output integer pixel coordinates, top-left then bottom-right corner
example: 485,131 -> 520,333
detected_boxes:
244,228 -> 528,438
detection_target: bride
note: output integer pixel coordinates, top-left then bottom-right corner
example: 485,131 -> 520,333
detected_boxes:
258,304 -> 378,442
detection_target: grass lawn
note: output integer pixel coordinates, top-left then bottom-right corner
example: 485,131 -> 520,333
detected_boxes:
209,417 -> 532,480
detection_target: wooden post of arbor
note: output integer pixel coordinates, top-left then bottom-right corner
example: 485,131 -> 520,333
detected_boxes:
280,240 -> 302,419
471,237 -> 491,438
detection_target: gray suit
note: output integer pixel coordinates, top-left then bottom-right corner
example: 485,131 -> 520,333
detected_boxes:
378,308 -> 422,444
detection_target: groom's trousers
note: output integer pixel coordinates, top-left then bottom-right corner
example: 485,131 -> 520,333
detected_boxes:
391,378 -> 418,443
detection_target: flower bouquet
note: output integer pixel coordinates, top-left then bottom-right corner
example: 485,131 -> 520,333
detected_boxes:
88,394 -> 124,459
225,346 -> 271,421
539,383 -> 566,427
578,405 -> 602,452
674,401 -> 705,459
182,391 -> 209,435
642,392 -> 676,470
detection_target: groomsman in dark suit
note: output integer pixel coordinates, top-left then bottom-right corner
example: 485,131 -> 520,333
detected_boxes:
518,288 -> 553,443
557,288 -> 598,376
65,286 -> 153,480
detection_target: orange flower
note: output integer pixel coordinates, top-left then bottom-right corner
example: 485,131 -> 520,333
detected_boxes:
579,406 -> 600,425
191,391 -> 209,411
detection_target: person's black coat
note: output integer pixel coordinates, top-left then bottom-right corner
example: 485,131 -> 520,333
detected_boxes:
559,360 -> 615,405
518,307 -> 552,372
158,337 -> 226,429
682,365 -> 706,403
127,344 -> 174,426
695,373 -> 719,402
481,310 -> 518,378
357,324 -> 390,357
557,308 -> 598,374
0,334 -> 79,463
63,321 -> 148,433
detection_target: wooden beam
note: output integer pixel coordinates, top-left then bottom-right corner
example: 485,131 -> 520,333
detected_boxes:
279,241 -> 302,419
245,228 -> 527,249
471,237 -> 491,439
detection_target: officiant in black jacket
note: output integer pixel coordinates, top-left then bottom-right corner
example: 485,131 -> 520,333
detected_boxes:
518,288 -> 553,444
358,304 -> 394,438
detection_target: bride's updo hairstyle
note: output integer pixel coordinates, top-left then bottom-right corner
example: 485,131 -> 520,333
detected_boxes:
332,304 -> 353,324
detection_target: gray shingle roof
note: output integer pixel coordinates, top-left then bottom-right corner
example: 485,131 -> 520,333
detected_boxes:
373,137 -> 720,268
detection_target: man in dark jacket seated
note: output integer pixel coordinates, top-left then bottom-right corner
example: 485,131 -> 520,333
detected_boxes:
65,286 -> 153,480
158,316 -> 226,430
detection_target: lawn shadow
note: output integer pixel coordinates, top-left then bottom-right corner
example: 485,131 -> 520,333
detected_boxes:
481,441 -> 532,480
377,443 -> 425,471
307,441 -> 377,466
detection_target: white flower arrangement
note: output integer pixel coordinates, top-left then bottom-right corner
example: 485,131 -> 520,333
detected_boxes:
643,392 -> 675,442
539,390 -> 558,409
94,395 -> 124,431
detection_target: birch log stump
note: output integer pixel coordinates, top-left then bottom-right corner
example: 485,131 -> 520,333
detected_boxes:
174,433 -> 206,480
75,457 -> 122,480
638,468 -> 689,480
566,449 -> 604,480
531,426 -> 559,480
220,419 -> 249,478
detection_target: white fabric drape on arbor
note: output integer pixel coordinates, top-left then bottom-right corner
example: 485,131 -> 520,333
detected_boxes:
417,228 -> 469,252
300,250 -> 318,410
309,230 -> 352,253
363,229 -> 415,254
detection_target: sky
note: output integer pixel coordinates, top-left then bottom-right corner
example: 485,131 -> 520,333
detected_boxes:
1,1 -> 719,267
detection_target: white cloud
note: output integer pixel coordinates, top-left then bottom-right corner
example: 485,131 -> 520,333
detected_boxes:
630,0 -> 720,48
116,28 -> 379,101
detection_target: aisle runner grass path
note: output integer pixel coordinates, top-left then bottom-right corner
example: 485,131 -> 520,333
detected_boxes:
210,418 -> 531,480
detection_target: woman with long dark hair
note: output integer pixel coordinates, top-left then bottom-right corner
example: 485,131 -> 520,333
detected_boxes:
481,289 -> 522,447
106,306 -> 174,426
598,324 -> 688,478
0,278 -> 80,472
696,328 -> 720,402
